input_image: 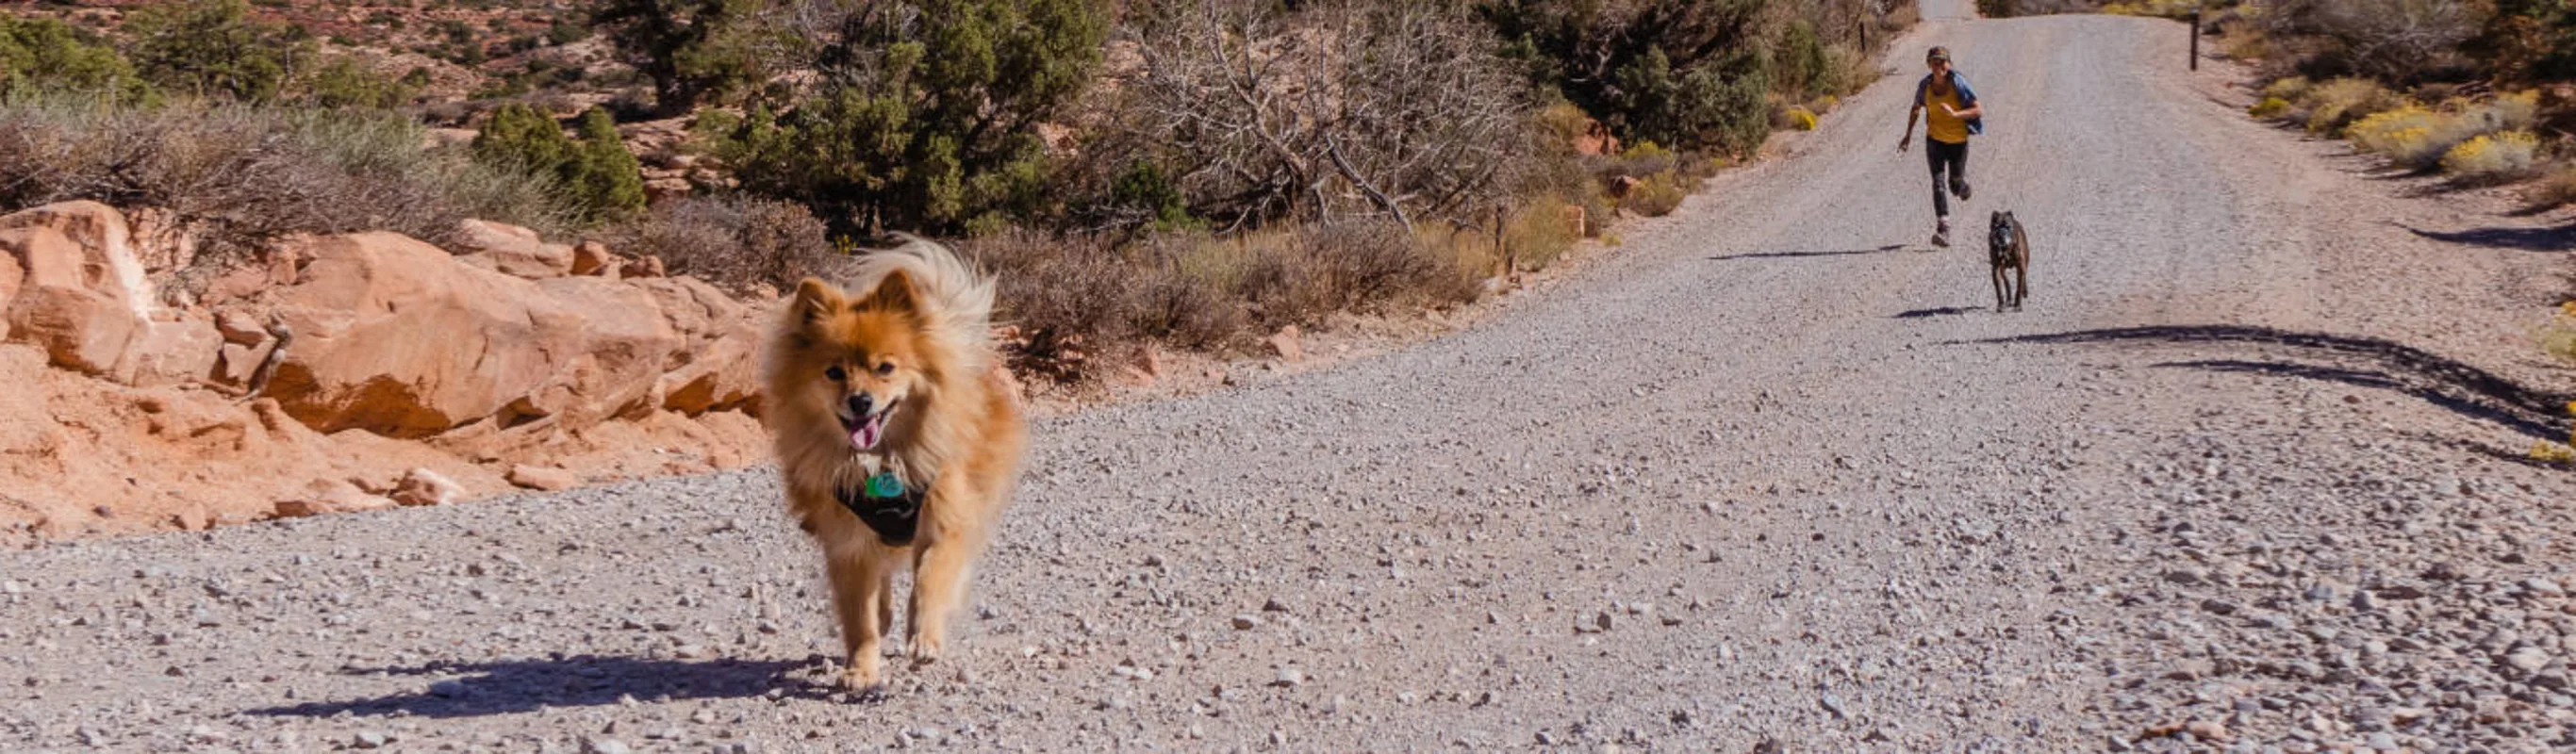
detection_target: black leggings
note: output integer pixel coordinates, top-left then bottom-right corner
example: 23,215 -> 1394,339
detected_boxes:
1926,138 -> 1969,220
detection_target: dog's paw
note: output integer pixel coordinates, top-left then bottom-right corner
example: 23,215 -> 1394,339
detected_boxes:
837,660 -> 883,693
908,635 -> 946,666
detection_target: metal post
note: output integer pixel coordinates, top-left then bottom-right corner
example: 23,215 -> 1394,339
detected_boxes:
2188,7 -> 2201,71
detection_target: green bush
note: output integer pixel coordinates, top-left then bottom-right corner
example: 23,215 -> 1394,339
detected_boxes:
305,57 -> 417,109
1482,0 -> 1774,155
1778,21 -> 1828,98
709,0 -> 1107,234
0,15 -> 155,102
567,107 -> 647,221
124,0 -> 315,104
592,0 -> 805,114
1103,160 -> 1200,233
472,104 -> 646,223
2248,96 -> 2291,119
2481,0 -> 2576,83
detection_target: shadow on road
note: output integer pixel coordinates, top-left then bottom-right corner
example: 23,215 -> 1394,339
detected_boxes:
244,655 -> 819,719
2402,222 -> 2575,253
1975,325 -> 2574,440
1709,244 -> 1907,261
1895,305 -> 1984,319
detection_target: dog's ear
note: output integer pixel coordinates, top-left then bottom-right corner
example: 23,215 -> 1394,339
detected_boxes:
792,278 -> 846,326
858,269 -> 920,315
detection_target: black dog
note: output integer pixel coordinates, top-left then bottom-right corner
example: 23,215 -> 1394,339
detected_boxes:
1988,210 -> 2029,312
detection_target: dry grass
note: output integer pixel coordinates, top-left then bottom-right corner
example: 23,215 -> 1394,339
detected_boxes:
2248,97 -> 2291,120
604,195 -> 835,297
0,93 -> 569,284
962,220 -> 1484,381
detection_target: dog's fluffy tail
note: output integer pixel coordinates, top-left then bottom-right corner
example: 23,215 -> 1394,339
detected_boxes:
848,236 -> 999,368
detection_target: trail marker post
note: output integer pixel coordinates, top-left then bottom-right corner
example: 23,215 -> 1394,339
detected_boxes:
2189,6 -> 2202,71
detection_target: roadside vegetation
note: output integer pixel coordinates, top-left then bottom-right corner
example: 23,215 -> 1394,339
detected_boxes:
0,0 -> 1918,383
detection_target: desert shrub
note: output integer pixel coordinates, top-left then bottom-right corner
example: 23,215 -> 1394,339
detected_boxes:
1777,20 -> 1829,97
1784,106 -> 1820,131
2527,163 -> 2576,209
2298,77 -> 2401,135
2479,0 -> 2576,83
304,57 -> 417,109
2248,96 -> 2291,119
2347,106 -> 2462,168
123,0 -> 316,104
472,104 -> 646,222
964,231 -> 1248,370
708,0 -> 1106,235
1110,0 -> 1532,233
1093,160 -> 1200,235
1236,221 -> 1478,326
591,0 -> 820,114
1501,193 -> 1585,269
0,15 -> 154,102
1620,171 -> 1693,217
606,194 -> 834,295
2260,0 -> 2486,83
1481,0 -> 1773,155
2261,76 -> 2313,102
2346,92 -> 2539,169
2439,130 -> 2541,183
567,107 -> 647,221
0,93 -> 571,277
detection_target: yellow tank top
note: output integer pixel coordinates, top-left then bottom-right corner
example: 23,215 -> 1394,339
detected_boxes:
1924,86 -> 1970,144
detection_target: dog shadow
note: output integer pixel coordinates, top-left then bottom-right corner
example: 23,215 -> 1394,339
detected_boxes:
242,655 -> 821,720
1973,324 -> 2575,440
1709,244 -> 1907,261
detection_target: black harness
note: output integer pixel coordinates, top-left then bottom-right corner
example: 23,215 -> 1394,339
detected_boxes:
834,472 -> 926,547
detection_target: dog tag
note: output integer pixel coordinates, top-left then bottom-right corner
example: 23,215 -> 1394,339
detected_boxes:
865,472 -> 905,500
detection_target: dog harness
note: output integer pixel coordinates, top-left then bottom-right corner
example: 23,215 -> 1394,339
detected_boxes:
835,471 -> 926,547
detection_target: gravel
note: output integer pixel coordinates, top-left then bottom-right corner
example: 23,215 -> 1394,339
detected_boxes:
1,2 -> 2570,749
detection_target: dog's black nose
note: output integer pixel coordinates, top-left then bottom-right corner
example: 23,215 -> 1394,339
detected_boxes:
848,392 -> 873,418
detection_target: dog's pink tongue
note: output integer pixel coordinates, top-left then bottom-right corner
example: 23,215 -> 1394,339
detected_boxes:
851,416 -> 883,450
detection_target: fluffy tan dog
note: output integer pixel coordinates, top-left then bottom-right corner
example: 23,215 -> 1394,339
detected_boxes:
762,239 -> 1027,691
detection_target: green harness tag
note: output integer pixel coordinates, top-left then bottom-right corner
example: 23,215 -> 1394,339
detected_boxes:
864,472 -> 905,500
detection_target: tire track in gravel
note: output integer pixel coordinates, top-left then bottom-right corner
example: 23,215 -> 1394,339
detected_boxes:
5,2 -> 2571,751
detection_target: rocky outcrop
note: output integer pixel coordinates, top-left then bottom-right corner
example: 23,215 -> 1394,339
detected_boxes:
0,202 -> 785,537
453,219 -> 574,279
0,203 -> 154,376
257,232 -> 695,437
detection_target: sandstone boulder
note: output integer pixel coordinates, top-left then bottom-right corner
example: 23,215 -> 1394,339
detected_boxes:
658,315 -> 766,415
454,219 -> 573,279
0,224 -> 143,375
262,232 -> 680,438
120,316 -> 222,388
0,202 -> 152,313
571,240 -> 618,276
524,276 -> 683,428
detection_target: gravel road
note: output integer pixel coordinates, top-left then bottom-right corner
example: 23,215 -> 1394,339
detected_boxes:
7,4 -> 2574,751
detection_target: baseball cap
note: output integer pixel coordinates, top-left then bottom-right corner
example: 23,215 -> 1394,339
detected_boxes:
1927,46 -> 1951,63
